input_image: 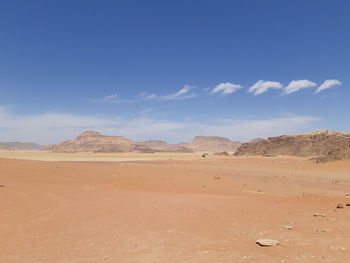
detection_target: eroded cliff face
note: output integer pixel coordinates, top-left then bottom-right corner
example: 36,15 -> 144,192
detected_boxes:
235,130 -> 350,162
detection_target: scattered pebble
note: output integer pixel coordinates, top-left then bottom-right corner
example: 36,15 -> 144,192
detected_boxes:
337,203 -> 344,209
346,204 -> 350,207
282,226 -> 294,230
213,176 -> 221,180
256,239 -> 280,247
313,213 -> 325,217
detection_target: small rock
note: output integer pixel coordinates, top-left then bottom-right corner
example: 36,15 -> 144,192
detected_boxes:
316,229 -> 327,232
282,226 -> 294,230
337,203 -> 344,209
313,213 -> 325,217
256,239 -> 280,247
346,204 -> 350,206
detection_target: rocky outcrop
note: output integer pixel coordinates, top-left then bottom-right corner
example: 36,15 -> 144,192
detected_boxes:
178,136 -> 241,152
45,131 -> 154,153
0,142 -> 43,151
45,131 -> 193,153
235,130 -> 350,162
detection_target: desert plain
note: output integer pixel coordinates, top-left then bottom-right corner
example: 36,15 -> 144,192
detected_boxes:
1,151 -> 350,263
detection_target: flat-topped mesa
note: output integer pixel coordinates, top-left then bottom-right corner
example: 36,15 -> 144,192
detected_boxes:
235,130 -> 350,162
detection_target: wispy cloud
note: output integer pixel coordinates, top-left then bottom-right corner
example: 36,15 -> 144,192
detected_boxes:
315,79 -> 342,93
248,80 -> 283,95
94,79 -> 340,103
211,82 -> 242,95
96,85 -> 196,103
96,94 -> 120,103
0,105 -> 320,144
283,79 -> 317,95
139,85 -> 196,100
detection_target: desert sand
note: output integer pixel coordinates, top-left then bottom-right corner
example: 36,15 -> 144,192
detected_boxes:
1,152 -> 350,262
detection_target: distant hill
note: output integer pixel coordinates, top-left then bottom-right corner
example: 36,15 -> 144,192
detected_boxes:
45,131 -> 154,153
44,131 -> 242,153
45,131 -> 193,153
0,141 -> 43,151
142,140 -> 193,153
235,130 -> 350,162
178,136 -> 241,152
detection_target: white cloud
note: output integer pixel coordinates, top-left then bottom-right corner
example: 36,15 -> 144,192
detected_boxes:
248,80 -> 283,95
211,82 -> 242,95
315,79 -> 341,93
283,79 -> 317,95
141,85 -> 196,100
0,105 -> 319,144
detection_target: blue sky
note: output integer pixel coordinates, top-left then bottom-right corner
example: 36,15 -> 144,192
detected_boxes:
0,0 -> 349,144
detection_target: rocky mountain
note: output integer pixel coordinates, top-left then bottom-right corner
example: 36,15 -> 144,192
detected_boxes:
44,131 -> 242,153
45,131 -> 193,153
178,136 -> 241,152
45,131 -> 154,153
235,130 -> 350,162
0,142 -> 43,151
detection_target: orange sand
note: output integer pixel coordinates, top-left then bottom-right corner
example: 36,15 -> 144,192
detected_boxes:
1,155 -> 350,262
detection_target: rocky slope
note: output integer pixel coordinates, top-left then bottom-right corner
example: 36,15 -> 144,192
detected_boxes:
178,136 -> 241,152
45,131 -> 193,153
235,130 -> 350,162
0,142 -> 43,151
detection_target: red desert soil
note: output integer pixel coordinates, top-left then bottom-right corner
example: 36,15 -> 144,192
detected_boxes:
1,156 -> 350,263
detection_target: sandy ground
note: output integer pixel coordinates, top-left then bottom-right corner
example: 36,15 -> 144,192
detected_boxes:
1,153 -> 350,263
0,151 -> 207,162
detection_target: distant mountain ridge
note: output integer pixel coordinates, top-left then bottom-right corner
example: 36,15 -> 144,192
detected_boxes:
235,130 -> 350,162
45,131 -> 156,153
0,141 -> 43,151
44,131 -> 242,153
178,136 -> 241,152
142,140 -> 193,153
